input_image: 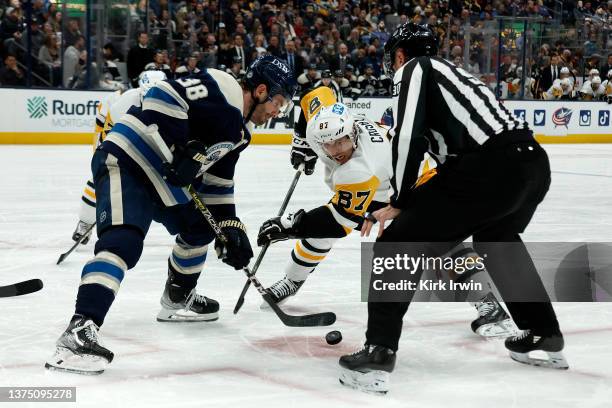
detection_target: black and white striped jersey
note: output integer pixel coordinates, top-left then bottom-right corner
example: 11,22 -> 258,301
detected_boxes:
389,56 -> 528,208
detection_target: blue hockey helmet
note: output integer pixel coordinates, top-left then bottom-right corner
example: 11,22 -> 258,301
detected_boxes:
383,23 -> 438,76
244,55 -> 297,117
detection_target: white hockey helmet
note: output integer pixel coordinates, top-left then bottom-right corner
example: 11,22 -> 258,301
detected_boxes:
591,76 -> 602,85
560,77 -> 571,88
138,70 -> 167,92
307,103 -> 357,152
607,69 -> 612,79
589,68 -> 600,77
560,66 -> 570,77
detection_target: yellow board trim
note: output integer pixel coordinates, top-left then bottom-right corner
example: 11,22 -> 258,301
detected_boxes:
534,134 -> 612,143
2,132 -> 612,145
0,132 -> 294,145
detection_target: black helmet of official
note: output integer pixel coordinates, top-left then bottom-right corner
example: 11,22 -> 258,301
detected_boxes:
321,69 -> 332,79
383,23 -> 438,76
245,55 -> 298,102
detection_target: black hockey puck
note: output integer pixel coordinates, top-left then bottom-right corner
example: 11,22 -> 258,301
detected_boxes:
325,330 -> 342,345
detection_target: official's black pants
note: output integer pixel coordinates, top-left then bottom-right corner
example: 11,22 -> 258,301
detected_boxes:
366,130 -> 560,351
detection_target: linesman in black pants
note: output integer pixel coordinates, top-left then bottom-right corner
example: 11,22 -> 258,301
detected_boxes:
338,23 -> 568,395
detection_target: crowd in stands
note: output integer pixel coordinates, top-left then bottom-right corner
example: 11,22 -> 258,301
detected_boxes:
0,0 -> 611,102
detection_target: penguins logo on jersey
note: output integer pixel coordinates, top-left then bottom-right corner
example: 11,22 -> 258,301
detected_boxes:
309,97 -> 322,115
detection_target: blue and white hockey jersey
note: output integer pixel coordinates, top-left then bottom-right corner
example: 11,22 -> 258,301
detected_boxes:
102,69 -> 249,211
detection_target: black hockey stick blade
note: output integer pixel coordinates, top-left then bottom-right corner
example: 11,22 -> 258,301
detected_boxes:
0,279 -> 43,298
262,293 -> 336,327
57,223 -> 95,265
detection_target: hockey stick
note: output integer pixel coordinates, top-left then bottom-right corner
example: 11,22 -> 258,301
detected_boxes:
188,185 -> 335,327
56,223 -> 95,265
233,165 -> 304,314
0,279 -> 43,298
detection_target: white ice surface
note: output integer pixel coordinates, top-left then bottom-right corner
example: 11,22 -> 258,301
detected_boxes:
0,144 -> 611,408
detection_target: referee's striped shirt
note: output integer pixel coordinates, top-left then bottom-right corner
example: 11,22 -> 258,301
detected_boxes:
389,56 -> 528,208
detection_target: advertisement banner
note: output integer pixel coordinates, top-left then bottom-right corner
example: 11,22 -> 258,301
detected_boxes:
0,88 -> 609,144
0,88 -> 109,144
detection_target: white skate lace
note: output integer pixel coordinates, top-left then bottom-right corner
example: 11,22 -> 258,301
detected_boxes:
476,301 -> 495,317
80,321 -> 100,344
511,329 -> 531,341
185,289 -> 207,310
269,278 -> 298,299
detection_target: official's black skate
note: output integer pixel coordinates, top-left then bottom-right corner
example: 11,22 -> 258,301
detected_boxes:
339,345 -> 396,395
72,220 -> 93,245
261,276 -> 304,308
157,275 -> 219,322
505,329 -> 569,369
45,315 -> 114,375
471,292 -> 517,338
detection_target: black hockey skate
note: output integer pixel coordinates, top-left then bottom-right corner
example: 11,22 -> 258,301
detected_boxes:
45,315 -> 114,375
471,292 -> 517,338
505,329 -> 569,369
261,277 -> 304,309
72,220 -> 93,245
339,345 -> 396,395
157,279 -> 219,322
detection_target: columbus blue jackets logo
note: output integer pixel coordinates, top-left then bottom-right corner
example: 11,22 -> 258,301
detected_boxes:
204,142 -> 234,165
552,107 -> 573,128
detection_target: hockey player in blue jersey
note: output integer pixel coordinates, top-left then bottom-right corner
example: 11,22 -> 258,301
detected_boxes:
45,55 -> 297,375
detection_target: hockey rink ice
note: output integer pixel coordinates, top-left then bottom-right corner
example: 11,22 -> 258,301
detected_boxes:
0,144 -> 611,408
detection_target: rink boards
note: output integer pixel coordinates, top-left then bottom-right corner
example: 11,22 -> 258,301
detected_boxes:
0,88 -> 610,144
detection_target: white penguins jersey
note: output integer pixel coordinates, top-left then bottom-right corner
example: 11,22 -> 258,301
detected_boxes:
95,88 -> 144,146
312,115 -> 393,203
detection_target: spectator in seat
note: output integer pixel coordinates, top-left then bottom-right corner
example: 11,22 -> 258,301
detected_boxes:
144,49 -> 173,79
0,54 -> 25,86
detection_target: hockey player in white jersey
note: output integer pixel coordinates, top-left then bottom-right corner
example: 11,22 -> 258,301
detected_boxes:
579,75 -> 608,101
71,70 -> 167,244
257,101 -> 392,304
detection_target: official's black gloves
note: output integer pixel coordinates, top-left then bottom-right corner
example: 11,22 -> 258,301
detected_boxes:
162,140 -> 207,187
214,217 -> 253,270
257,210 -> 306,246
290,135 -> 317,175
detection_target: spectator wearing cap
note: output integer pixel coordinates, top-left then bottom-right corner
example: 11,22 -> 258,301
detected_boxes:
0,54 -> 25,86
315,69 -> 343,102
1,7 -> 22,44
332,68 -> 351,98
144,49 -> 173,79
283,39 -> 304,81
297,63 -> 320,92
226,55 -> 246,83
175,53 -> 201,79
127,31 -> 156,87
357,63 -> 380,97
